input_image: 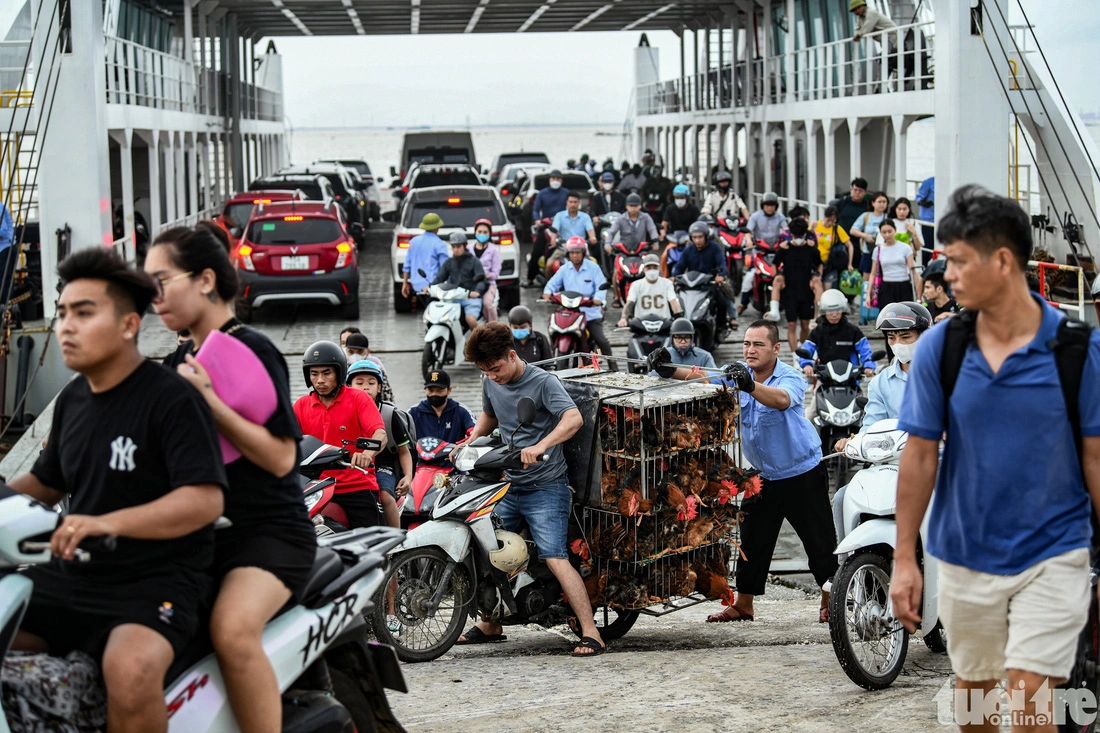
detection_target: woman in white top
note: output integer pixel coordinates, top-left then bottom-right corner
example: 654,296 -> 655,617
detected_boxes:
869,219 -> 918,305
875,196 -> 925,258
850,191 -> 889,280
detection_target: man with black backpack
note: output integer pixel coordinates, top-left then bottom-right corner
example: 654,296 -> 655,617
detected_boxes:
891,185 -> 1100,730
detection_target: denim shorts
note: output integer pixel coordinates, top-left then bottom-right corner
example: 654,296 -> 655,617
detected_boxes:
492,475 -> 571,559
461,297 -> 483,319
375,465 -> 396,498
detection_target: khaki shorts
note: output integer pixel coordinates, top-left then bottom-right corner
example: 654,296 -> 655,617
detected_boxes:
938,547 -> 1090,681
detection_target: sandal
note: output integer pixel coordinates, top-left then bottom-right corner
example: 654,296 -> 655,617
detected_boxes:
706,606 -> 754,623
456,626 -> 508,645
572,636 -> 607,657
819,606 -> 829,623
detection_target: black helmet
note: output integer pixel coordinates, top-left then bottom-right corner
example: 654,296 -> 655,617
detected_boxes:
670,318 -> 695,336
508,305 -> 533,325
696,213 -> 715,226
302,340 -> 348,389
876,301 -> 932,332
715,170 -> 733,184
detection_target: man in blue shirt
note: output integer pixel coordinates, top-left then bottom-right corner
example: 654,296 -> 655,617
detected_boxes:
0,203 -> 14,304
892,186 -> 1100,724
657,320 -> 837,624
401,212 -> 450,300
915,176 -> 935,264
531,169 -> 569,224
542,238 -> 614,362
408,370 -> 475,446
549,192 -> 596,267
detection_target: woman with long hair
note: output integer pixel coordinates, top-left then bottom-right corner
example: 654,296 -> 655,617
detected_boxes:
850,191 -> 889,281
145,221 -> 315,732
883,196 -> 926,262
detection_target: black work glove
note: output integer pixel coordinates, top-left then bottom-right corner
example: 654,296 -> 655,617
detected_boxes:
646,346 -> 678,378
724,362 -> 755,393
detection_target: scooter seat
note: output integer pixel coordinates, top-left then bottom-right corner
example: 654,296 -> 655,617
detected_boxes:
298,548 -> 345,606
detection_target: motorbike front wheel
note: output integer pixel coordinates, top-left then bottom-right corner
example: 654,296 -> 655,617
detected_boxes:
829,551 -> 909,690
371,546 -> 470,663
421,341 -> 444,381
569,605 -> 640,642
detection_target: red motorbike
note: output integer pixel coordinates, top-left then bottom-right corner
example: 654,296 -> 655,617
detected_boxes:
399,437 -> 456,530
715,216 -> 751,284
611,239 -> 651,304
748,239 -> 780,316
545,283 -> 611,364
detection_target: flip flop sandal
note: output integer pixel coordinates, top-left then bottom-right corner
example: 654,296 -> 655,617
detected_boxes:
706,607 -> 754,623
456,626 -> 508,645
819,606 -> 829,624
572,636 -> 607,657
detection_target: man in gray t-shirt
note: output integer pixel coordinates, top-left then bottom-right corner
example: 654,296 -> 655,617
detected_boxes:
459,322 -> 606,656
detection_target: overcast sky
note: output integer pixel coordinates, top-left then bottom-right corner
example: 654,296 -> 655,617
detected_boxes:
271,0 -> 1100,129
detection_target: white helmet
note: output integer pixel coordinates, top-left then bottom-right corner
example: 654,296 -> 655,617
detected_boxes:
489,530 -> 529,575
820,289 -> 848,313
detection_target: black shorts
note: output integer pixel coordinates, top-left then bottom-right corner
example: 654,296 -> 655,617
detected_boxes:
19,562 -> 209,661
333,489 -> 382,529
214,529 -> 317,600
783,292 -> 815,322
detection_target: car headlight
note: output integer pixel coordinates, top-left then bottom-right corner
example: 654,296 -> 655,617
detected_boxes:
453,446 -> 480,473
303,490 -> 323,512
862,434 -> 897,462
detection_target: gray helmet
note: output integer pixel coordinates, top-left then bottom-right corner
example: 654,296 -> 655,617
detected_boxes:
696,213 -> 715,226
670,318 -> 695,336
715,171 -> 732,184
688,221 -> 709,237
508,305 -> 533,325
625,193 -> 642,206
448,230 -> 468,246
762,191 -> 779,205
302,340 -> 348,389
876,301 -> 932,332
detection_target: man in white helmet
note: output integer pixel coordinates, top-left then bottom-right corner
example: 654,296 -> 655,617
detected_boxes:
617,254 -> 682,328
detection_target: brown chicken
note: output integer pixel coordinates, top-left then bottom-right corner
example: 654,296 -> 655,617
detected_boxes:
583,566 -> 607,606
664,413 -> 704,451
667,484 -> 698,522
618,487 -> 654,519
693,556 -> 736,606
682,516 -> 718,550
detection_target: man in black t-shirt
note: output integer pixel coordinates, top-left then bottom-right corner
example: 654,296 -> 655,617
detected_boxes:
660,185 -> 702,239
768,218 -> 823,353
922,271 -> 959,323
10,248 -> 226,733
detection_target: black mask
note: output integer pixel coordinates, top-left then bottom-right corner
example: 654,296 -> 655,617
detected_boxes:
427,395 -> 447,408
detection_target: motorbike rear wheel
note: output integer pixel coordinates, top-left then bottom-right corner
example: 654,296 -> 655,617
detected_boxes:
422,342 -> 444,381
371,547 -> 470,663
568,605 -> 640,642
829,551 -> 909,690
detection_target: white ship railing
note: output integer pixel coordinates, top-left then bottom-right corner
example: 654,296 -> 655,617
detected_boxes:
636,20 -> 934,116
0,40 -> 32,105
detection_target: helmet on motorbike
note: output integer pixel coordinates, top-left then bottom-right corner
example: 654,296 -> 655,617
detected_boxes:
625,193 -> 642,206
600,171 -> 615,182
670,318 -> 695,336
819,289 -> 848,314
508,305 -> 533,325
714,170 -> 733,184
564,236 -> 588,253
876,301 -> 932,332
448,230 -> 468,246
302,341 -> 348,389
762,192 -> 779,206
696,213 -> 715,226
346,359 -> 385,386
641,253 -> 660,268
673,184 -> 691,197
688,221 -> 709,238
489,530 -> 529,575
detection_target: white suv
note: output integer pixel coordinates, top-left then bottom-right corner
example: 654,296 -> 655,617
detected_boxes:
390,186 -> 520,315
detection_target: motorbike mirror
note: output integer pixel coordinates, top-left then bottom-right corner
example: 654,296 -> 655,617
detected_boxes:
517,397 -> 537,427
357,437 -> 383,451
795,347 -> 813,359
390,166 -> 398,177
856,395 -> 869,409
598,282 -> 611,290
871,350 -> 888,361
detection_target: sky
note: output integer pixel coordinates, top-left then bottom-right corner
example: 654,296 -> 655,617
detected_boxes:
269,0 -> 1100,129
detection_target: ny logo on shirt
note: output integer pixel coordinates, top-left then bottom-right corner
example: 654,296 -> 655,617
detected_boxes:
109,436 -> 137,472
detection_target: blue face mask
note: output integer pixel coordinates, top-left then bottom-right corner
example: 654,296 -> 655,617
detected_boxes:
512,328 -> 531,340
475,233 -> 491,244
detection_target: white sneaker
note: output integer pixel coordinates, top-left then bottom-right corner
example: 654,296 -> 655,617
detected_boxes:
764,305 -> 781,322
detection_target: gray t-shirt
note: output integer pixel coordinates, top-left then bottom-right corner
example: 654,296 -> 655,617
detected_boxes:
482,363 -> 577,485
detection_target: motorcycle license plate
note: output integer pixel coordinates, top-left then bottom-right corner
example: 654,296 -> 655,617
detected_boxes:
281,255 -> 309,271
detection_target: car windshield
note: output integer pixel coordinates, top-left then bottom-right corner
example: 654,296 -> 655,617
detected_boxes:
223,203 -> 255,228
499,154 -> 549,169
256,181 -> 324,200
248,217 -> 343,244
316,172 -> 350,196
409,148 -> 471,165
339,161 -> 370,177
411,170 -> 482,189
533,174 -> 590,191
404,200 -> 504,229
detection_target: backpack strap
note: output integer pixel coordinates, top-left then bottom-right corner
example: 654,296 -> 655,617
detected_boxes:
1050,317 -> 1092,468
939,309 -> 977,413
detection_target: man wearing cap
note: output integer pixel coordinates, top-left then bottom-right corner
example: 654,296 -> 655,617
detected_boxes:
850,0 -> 896,43
402,212 -> 450,301
408,370 -> 476,447
607,193 -> 659,254
432,232 -> 488,331
641,164 -> 673,211
589,172 -> 626,230
531,170 -> 570,225
617,254 -> 681,328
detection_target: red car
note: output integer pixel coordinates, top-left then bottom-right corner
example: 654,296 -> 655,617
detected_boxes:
216,189 -> 306,251
235,200 -> 362,323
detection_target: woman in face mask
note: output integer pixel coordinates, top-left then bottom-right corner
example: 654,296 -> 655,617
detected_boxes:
472,219 -> 501,322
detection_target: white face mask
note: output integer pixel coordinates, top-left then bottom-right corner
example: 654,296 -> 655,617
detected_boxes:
892,342 -> 916,364
549,180 -> 562,190
644,269 -> 660,282
602,182 -> 614,192
674,198 -> 687,208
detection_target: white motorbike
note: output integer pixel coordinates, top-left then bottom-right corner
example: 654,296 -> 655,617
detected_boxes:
421,281 -> 472,379
826,418 -> 947,691
0,483 -> 409,732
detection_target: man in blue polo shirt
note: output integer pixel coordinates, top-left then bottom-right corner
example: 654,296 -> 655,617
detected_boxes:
542,238 -> 614,361
550,191 -> 596,246
656,320 -> 837,624
891,185 -> 1100,729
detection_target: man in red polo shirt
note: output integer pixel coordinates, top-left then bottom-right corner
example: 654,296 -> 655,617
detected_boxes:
293,341 -> 387,528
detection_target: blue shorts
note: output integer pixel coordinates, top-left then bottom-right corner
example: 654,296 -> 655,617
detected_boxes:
858,251 -> 874,274
376,465 -> 397,498
461,297 -> 483,319
493,474 -> 571,559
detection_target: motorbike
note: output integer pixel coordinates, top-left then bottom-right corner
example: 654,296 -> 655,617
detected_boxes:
610,239 -> 650,305
371,398 -> 638,663
299,435 -> 384,536
825,419 -> 947,691
624,317 -> 672,374
399,437 -> 457,530
546,283 -> 611,366
674,270 -> 720,353
0,483 -> 409,732
660,230 -> 689,277
747,239 -> 779,316
596,210 -> 622,277
714,217 -> 750,284
420,278 -> 472,380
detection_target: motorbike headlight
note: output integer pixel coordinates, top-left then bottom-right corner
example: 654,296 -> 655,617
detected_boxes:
861,434 -> 897,462
452,446 -> 480,473
432,472 -> 450,489
303,489 -> 323,513
831,410 -> 855,427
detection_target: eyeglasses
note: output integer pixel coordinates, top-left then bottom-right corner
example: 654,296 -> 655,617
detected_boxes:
154,271 -> 193,299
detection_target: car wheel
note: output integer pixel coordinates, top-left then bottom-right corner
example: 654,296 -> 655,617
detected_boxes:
341,298 -> 360,320
498,284 -> 521,312
236,299 -> 254,324
394,282 -> 412,313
